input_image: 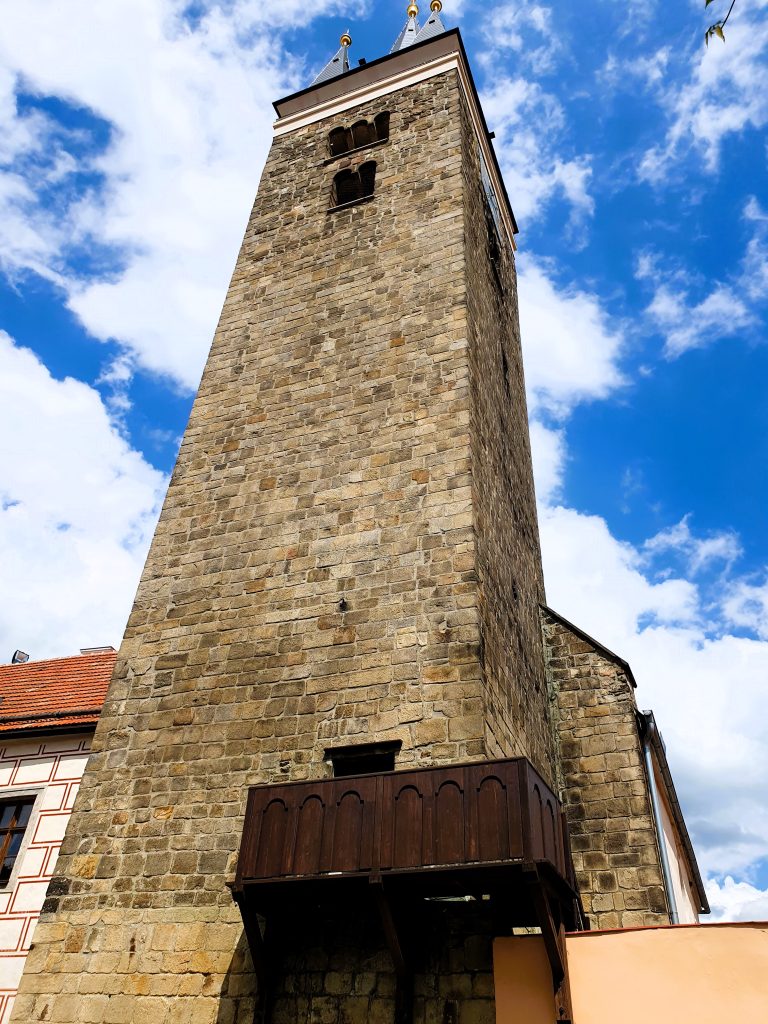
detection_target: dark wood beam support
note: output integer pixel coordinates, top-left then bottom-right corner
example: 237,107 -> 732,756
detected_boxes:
524,868 -> 565,991
231,887 -> 274,1024
371,877 -> 409,976
523,867 -> 575,1021
371,877 -> 413,1024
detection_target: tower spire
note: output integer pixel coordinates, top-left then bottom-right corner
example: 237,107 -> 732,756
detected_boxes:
414,0 -> 447,43
390,2 -> 421,52
311,30 -> 352,86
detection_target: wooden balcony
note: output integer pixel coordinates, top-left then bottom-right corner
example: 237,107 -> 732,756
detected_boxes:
231,756 -> 581,1018
234,756 -> 570,895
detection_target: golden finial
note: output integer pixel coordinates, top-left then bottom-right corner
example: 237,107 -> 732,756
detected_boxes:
407,3 -> 419,17
340,30 -> 352,47
430,0 -> 442,10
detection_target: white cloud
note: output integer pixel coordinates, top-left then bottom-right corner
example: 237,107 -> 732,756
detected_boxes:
0,0 -> 352,388
0,332 -> 166,659
640,1 -> 768,181
478,1 -> 562,74
706,876 -> 768,922
640,197 -> 768,356
480,78 -> 593,226
722,576 -> 768,640
600,47 -> 672,89
529,420 -> 566,505
518,258 -> 625,417
644,514 -> 742,574
647,282 -> 753,356
541,505 -> 700,639
741,197 -> 768,301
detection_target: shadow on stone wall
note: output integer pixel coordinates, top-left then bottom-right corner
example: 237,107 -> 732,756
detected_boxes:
216,929 -> 260,1024
219,900 -> 496,1024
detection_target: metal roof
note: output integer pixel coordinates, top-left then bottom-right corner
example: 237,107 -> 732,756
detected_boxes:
311,42 -> 350,86
414,7 -> 446,43
390,13 -> 421,52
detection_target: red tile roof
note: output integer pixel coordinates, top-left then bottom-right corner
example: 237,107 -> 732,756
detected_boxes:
0,650 -> 115,734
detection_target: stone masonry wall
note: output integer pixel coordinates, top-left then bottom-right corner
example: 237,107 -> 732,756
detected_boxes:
541,609 -> 669,929
460,94 -> 555,782
271,902 -> 495,1024
12,68 -> 556,1024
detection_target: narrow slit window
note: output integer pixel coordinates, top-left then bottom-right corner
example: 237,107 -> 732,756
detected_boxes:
486,203 -> 503,292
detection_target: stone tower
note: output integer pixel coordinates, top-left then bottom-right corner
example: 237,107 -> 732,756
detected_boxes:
10,11 -> 704,1024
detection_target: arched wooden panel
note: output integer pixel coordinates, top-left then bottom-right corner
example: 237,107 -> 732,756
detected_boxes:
255,798 -> 288,877
392,785 -> 423,868
530,784 -> 544,860
332,790 -> 364,872
293,794 -> 324,876
434,781 -> 465,864
542,797 -> 557,865
477,775 -> 508,862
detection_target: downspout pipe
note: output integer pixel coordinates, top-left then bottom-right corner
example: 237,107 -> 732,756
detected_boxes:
640,713 -> 680,925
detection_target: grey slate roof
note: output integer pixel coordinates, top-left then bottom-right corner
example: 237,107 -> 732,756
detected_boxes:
390,14 -> 421,52
414,7 -> 446,43
312,42 -> 350,86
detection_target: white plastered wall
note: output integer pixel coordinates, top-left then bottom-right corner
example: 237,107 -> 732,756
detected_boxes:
0,733 -> 93,1024
652,759 -> 700,924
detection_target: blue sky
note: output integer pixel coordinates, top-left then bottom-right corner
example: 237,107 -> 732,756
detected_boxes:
1,0 -> 767,921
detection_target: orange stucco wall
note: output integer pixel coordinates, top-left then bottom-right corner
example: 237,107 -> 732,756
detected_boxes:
495,925 -> 768,1024
566,924 -> 768,1022
492,936 -> 556,1024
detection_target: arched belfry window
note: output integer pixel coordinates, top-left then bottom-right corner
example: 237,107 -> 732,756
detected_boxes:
331,161 -> 377,208
351,120 -> 374,148
327,113 -> 390,158
329,126 -> 352,156
359,161 -> 376,196
333,168 -> 358,206
374,112 -> 390,142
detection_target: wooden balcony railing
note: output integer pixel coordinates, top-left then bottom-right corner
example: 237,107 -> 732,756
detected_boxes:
235,756 -> 569,889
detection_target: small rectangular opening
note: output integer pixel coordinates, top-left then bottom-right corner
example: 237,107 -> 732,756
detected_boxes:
325,740 -> 402,777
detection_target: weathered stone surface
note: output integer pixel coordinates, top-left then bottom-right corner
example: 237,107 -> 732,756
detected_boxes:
12,68 -> 551,1022
460,93 -> 553,772
542,608 -> 669,929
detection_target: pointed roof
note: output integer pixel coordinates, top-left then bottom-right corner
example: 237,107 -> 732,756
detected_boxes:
415,0 -> 446,43
312,32 -> 352,86
391,3 -> 421,52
